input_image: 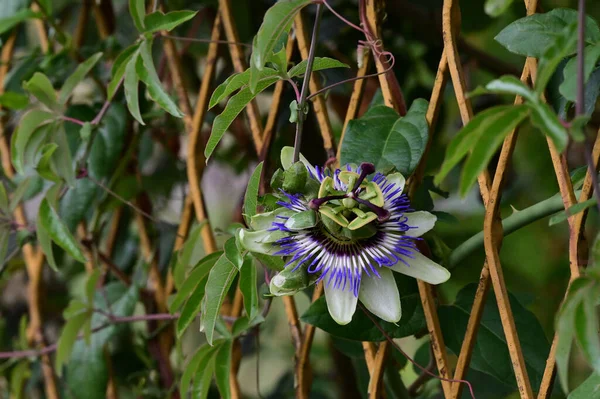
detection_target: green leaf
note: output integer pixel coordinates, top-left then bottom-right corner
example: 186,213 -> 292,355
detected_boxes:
340,101 -> 429,176
108,44 -> 139,100
88,104 -> 127,179
536,23 -> 578,94
301,275 -> 425,341
123,51 -> 144,125
201,254 -> 238,345
0,227 -> 8,267
36,208 -> 57,270
209,67 -> 279,109
575,297 -> 600,374
129,0 -> 146,32
215,340 -> 233,399
180,342 -> 221,396
459,105 -> 529,196
224,237 -> 243,270
35,143 -> 60,182
205,77 -> 279,161
58,178 -> 97,232
436,105 -> 530,186
250,0 -> 313,73
0,9 -> 41,35
9,361 -> 30,399
59,52 -> 103,105
37,0 -> 52,15
66,283 -> 139,399
55,311 -> 90,375
232,314 -> 264,337
85,269 -> 102,306
38,196 -> 87,263
484,0 -> 514,17
560,44 -> 600,102
11,109 -> 54,174
568,372 -> 600,398
23,72 -> 58,111
438,283 -> 550,389
0,91 -> 28,110
244,162 -> 263,224
176,274 -> 209,337
172,222 -> 208,289
170,251 -> 222,312
495,8 -> 600,58
471,75 -> 537,103
287,57 -> 350,78
136,39 -> 183,118
557,277 -> 591,392
51,124 -> 76,187
143,10 -> 197,33
0,182 -> 8,213
190,349 -> 217,399
528,102 -> 569,152
240,257 -> 259,320
549,198 -> 597,226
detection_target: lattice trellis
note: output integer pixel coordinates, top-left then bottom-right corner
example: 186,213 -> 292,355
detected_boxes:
0,0 -> 594,398
176,0 -> 597,397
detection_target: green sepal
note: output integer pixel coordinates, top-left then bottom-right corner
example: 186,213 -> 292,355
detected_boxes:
284,209 -> 317,231
270,168 -> 284,190
269,261 -> 317,296
249,208 -> 294,231
236,228 -> 288,255
282,161 -> 307,193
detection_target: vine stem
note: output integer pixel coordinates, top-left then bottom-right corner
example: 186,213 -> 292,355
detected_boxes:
292,3 -> 324,164
577,0 -> 600,214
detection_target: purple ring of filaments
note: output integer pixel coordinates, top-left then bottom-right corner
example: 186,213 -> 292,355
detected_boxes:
271,165 -> 422,297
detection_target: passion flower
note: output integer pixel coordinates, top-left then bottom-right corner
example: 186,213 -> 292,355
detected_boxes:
238,149 -> 450,325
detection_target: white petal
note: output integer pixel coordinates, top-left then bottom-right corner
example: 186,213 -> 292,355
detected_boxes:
359,268 -> 401,323
386,172 -> 405,194
404,211 -> 437,237
324,281 -> 358,325
390,252 -> 450,285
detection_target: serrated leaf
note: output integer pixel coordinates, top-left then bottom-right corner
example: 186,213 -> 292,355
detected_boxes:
0,91 -> 28,109
180,342 -> 221,395
560,44 -> 600,102
108,44 -> 139,100
0,9 -> 41,35
340,101 -> 429,176
288,57 -> 350,78
136,39 -> 183,118
209,67 -> 279,109
11,109 -> 54,174
459,105 -> 530,196
38,197 -> 87,263
143,10 -> 197,33
536,23 -> 578,94
549,198 -> 597,226
129,0 -> 145,32
123,51 -> 144,125
250,0 -> 313,73
23,72 -> 58,110
215,340 -> 232,399
201,254 -> 238,345
240,257 -> 259,320
436,105 -> 529,186
244,162 -> 263,225
495,8 -> 600,58
170,251 -> 222,312
59,52 -> 103,105
205,77 -> 279,161
528,102 -> 569,152
55,311 -> 90,376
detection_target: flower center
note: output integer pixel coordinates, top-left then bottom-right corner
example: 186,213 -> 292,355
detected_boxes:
308,162 -> 390,226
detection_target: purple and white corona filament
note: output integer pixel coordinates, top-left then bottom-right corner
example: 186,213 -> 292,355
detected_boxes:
239,156 -> 450,325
